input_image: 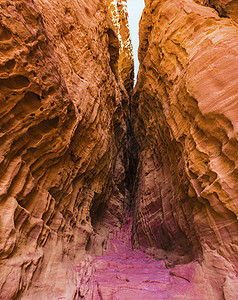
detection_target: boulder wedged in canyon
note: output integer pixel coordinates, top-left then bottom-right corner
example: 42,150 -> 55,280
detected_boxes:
0,0 -> 131,298
132,0 -> 238,298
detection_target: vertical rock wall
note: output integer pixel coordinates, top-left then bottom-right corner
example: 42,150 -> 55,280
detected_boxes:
0,0 -> 131,298
132,0 -> 238,297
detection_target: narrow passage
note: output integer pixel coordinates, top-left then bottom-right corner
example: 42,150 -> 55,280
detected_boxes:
77,221 -> 197,299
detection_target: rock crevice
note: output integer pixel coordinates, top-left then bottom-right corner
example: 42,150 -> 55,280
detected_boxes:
0,0 -> 238,299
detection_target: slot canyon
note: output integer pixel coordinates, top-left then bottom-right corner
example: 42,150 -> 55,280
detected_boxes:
0,0 -> 237,299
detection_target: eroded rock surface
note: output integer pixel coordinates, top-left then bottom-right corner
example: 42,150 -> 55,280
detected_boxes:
195,0 -> 238,21
0,0 -> 238,299
0,0 -> 130,298
132,0 -> 238,298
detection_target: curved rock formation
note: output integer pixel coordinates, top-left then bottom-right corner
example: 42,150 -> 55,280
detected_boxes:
195,0 -> 238,21
132,0 -> 238,297
0,0 -> 130,298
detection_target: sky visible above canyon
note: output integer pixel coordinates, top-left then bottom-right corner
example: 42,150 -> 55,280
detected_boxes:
127,0 -> 145,80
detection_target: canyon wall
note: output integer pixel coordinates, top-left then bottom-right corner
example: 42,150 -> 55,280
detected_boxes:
132,0 -> 238,297
1,0 -> 238,298
0,0 -> 131,298
195,0 -> 238,22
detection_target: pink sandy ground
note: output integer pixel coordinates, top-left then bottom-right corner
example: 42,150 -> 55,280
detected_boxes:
77,219 -> 200,299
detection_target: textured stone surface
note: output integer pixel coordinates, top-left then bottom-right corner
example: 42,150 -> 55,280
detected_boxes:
1,0 -> 238,298
132,0 -> 238,298
195,0 -> 238,22
0,0 -> 129,298
106,0 -> 134,93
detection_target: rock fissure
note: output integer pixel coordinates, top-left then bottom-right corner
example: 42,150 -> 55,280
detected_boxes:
0,0 -> 238,299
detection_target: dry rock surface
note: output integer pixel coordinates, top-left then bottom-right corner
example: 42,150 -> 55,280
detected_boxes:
0,0 -> 238,299
195,0 -> 238,22
0,0 -> 129,298
132,0 -> 238,298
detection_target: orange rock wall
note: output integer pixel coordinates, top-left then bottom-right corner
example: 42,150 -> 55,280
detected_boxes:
106,0 -> 134,93
0,0 -> 129,298
195,0 -> 238,22
132,0 -> 238,297
1,0 -> 238,298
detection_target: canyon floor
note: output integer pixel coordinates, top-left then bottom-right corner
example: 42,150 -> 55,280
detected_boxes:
77,221 -> 198,299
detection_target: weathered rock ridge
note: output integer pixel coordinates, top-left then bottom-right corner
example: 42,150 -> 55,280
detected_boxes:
0,0 -> 238,299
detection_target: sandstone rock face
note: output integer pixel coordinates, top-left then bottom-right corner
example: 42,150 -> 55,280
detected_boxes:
106,0 -> 134,93
132,0 -> 238,297
0,0 -> 129,298
1,0 -> 238,298
196,0 -> 238,22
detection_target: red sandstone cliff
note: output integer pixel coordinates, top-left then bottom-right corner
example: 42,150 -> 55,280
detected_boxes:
0,0 -> 130,298
195,0 -> 238,22
132,0 -> 238,298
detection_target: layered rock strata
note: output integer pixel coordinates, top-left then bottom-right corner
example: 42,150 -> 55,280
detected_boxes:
0,0 -> 130,298
106,0 -> 134,93
132,0 -> 238,298
1,0 -> 238,298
